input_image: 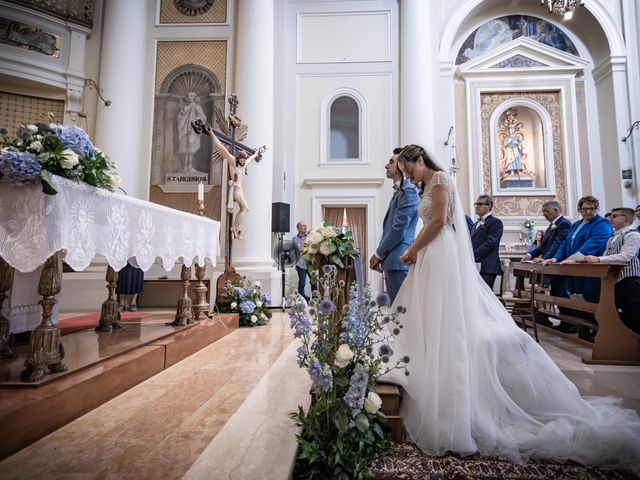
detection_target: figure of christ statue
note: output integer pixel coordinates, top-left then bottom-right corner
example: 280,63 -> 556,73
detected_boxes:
207,130 -> 266,240
176,92 -> 207,173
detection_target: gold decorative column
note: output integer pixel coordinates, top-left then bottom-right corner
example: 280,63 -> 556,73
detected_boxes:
22,251 -> 67,382
172,264 -> 193,326
97,266 -> 121,332
0,257 -> 16,359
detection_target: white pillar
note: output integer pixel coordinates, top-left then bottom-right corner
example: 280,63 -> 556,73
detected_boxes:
232,0 -> 279,295
93,0 -> 147,199
399,0 -> 433,148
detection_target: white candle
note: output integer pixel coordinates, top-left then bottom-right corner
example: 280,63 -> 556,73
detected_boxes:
197,182 -> 204,202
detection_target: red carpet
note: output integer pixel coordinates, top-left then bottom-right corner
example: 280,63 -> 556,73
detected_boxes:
58,312 -> 148,335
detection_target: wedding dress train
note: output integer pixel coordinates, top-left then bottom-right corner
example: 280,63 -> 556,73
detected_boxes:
383,171 -> 640,473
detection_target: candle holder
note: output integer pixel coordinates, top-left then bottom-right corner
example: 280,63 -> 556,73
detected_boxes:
193,198 -> 211,319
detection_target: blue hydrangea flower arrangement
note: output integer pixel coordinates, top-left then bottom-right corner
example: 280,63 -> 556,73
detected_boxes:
218,276 -> 272,327
287,266 -> 409,479
0,116 -> 119,195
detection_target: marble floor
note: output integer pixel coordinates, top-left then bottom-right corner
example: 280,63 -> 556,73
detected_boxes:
0,314 -> 638,480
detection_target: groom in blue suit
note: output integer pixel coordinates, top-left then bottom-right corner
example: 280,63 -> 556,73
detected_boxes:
370,148 -> 420,304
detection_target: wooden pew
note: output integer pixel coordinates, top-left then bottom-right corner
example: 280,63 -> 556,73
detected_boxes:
512,262 -> 640,366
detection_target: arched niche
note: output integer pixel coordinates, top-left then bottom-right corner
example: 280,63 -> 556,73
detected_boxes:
151,64 -> 225,189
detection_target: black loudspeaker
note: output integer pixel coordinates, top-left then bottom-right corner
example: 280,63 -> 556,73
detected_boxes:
272,202 -> 290,233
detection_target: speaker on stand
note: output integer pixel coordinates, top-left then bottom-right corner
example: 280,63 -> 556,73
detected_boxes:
271,203 -> 291,309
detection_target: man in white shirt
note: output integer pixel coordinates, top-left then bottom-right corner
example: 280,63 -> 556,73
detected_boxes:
585,207 -> 640,333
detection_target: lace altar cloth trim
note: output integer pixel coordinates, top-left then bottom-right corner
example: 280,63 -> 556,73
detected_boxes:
0,175 -> 221,273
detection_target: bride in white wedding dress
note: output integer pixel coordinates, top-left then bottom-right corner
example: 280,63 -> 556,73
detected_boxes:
383,144 -> 640,473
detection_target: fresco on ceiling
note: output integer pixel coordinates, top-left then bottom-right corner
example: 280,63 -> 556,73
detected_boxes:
456,15 -> 578,65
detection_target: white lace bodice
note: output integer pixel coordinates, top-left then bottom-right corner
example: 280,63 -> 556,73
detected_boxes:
418,171 -> 456,226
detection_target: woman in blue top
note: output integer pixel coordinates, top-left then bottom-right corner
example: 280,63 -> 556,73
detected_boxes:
543,195 -> 613,332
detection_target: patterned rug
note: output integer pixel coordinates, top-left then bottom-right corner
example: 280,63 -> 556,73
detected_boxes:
372,443 -> 638,480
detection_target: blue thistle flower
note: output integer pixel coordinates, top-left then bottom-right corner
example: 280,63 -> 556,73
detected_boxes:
319,299 -> 334,315
322,264 -> 333,274
378,344 -> 393,357
376,292 -> 391,307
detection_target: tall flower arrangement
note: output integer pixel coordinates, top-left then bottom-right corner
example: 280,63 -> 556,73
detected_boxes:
288,266 -> 409,479
217,277 -> 272,327
302,222 -> 358,270
0,116 -> 119,195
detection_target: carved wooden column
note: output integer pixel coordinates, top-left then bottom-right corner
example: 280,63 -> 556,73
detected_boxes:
22,251 -> 67,382
97,266 -> 121,332
172,264 -> 193,326
0,257 -> 16,359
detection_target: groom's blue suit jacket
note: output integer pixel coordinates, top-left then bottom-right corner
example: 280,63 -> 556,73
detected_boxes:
376,179 -> 420,272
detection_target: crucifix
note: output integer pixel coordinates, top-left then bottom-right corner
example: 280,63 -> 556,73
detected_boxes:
191,94 -> 266,300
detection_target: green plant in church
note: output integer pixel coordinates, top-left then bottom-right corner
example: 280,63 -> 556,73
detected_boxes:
287,266 -> 409,479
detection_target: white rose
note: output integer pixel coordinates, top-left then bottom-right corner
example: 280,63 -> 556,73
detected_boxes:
306,244 -> 318,254
256,300 -> 263,308
27,124 -> 38,133
60,149 -> 79,169
108,173 -> 121,188
95,147 -> 103,155
251,315 -> 258,323
334,344 -> 354,368
230,301 -> 237,309
28,141 -> 42,151
319,241 -> 331,256
321,226 -> 336,238
49,123 -> 58,130
364,391 -> 382,414
254,281 -> 261,288
34,134 -> 43,141
260,312 -> 267,319
307,230 -> 323,245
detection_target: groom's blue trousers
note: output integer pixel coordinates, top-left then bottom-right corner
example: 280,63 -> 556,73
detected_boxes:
385,270 -> 408,305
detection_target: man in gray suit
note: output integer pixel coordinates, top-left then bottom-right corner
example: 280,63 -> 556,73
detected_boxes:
369,148 -> 420,304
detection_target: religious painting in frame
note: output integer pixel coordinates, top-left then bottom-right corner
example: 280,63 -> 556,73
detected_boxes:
490,100 -> 554,194
480,91 -> 567,217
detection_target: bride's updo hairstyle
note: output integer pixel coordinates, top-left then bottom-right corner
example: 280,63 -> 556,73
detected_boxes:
398,144 -> 443,194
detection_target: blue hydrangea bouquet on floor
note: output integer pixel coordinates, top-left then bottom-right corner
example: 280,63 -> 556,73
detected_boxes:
217,277 -> 272,327
287,265 -> 409,480
0,115 -> 119,195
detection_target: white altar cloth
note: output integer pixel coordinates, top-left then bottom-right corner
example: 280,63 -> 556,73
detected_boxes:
0,175 -> 221,273
0,175 -> 220,333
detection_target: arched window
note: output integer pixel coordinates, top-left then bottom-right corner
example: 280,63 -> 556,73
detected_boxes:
329,95 -> 359,160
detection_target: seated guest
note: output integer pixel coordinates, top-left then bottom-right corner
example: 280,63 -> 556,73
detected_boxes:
527,230 -> 544,255
471,195 -> 503,289
604,212 -> 612,221
543,195 -> 613,332
523,200 -> 571,262
585,208 -> 640,334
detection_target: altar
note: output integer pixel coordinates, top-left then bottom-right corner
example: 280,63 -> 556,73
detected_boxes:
0,175 -> 220,381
